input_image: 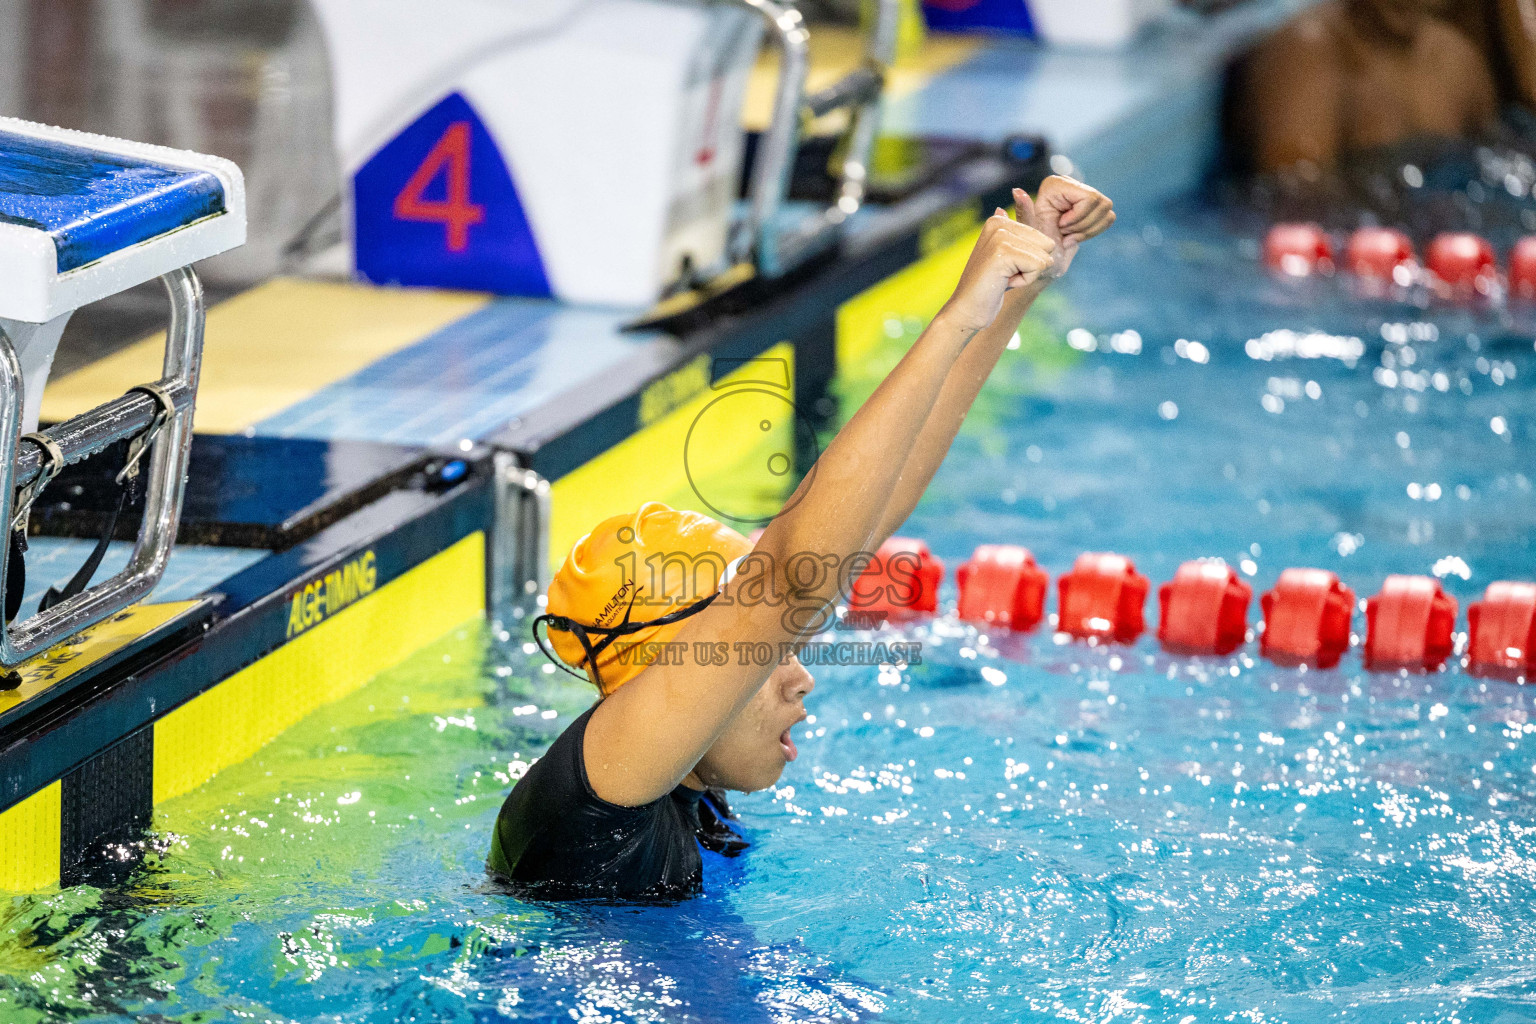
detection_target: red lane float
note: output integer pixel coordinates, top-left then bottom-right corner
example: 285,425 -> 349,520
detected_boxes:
1344,226 -> 1416,281
849,536 -> 944,616
1260,568 -> 1355,668
1057,552 -> 1148,643
1363,575 -> 1457,671
1426,232 -> 1498,294
956,544 -> 1048,631
1157,560 -> 1252,655
1263,223 -> 1334,277
1467,581 -> 1536,678
1510,237 -> 1536,300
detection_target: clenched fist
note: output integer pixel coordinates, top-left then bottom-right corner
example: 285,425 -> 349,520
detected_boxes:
1030,176 -> 1115,275
938,207 -> 1057,334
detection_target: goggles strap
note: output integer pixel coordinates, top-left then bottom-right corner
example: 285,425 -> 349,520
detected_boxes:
531,589 -> 720,690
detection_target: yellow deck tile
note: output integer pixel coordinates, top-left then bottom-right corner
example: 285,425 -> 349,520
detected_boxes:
43,278 -> 490,435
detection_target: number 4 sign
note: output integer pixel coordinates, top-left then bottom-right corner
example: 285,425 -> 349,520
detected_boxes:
393,121 -> 484,252
353,92 -> 551,296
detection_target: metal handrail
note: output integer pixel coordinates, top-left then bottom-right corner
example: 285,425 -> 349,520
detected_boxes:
831,0 -> 898,217
731,0 -> 811,274
489,453 -> 551,627
731,0 -> 899,277
0,267 -> 204,664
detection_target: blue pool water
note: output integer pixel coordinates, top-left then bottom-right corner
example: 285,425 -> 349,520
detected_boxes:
2,205 -> 1534,1023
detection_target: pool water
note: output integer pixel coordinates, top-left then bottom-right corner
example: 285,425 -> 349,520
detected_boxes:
2,202 -> 1534,1023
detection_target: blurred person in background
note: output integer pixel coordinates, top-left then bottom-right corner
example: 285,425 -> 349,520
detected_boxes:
1238,0 -> 1498,176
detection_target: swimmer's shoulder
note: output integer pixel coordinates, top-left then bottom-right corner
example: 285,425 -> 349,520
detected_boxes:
1250,6 -> 1347,82
1415,16 -> 1497,114
488,705 -> 602,877
494,709 -> 594,828
1266,3 -> 1346,51
1416,12 -> 1486,62
495,704 -> 650,834
505,705 -> 596,800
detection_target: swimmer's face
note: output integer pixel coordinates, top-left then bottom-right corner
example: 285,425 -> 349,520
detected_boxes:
691,656 -> 815,793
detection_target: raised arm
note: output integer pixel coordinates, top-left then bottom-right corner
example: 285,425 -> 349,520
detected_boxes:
870,178 -> 1115,545
585,206 -> 1060,805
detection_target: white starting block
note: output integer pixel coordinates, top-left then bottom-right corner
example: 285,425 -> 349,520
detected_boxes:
312,0 -> 896,306
0,117 -> 245,666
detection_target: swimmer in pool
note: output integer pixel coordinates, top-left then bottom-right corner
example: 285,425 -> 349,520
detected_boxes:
488,176 -> 1115,900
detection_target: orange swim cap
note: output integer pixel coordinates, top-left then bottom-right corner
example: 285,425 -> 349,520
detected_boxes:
542,502 -> 753,695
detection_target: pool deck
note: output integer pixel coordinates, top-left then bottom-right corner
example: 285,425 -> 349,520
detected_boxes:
0,0 -> 1311,887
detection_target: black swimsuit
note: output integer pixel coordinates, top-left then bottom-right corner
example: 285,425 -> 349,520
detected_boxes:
488,705 -> 748,900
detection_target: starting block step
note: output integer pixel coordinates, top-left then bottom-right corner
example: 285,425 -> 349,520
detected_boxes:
0,599 -> 214,734
27,435 -> 444,550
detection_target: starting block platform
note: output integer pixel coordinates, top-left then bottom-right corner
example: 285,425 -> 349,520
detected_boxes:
0,121 -> 242,321
0,1 -> 1298,889
0,118 -> 244,667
